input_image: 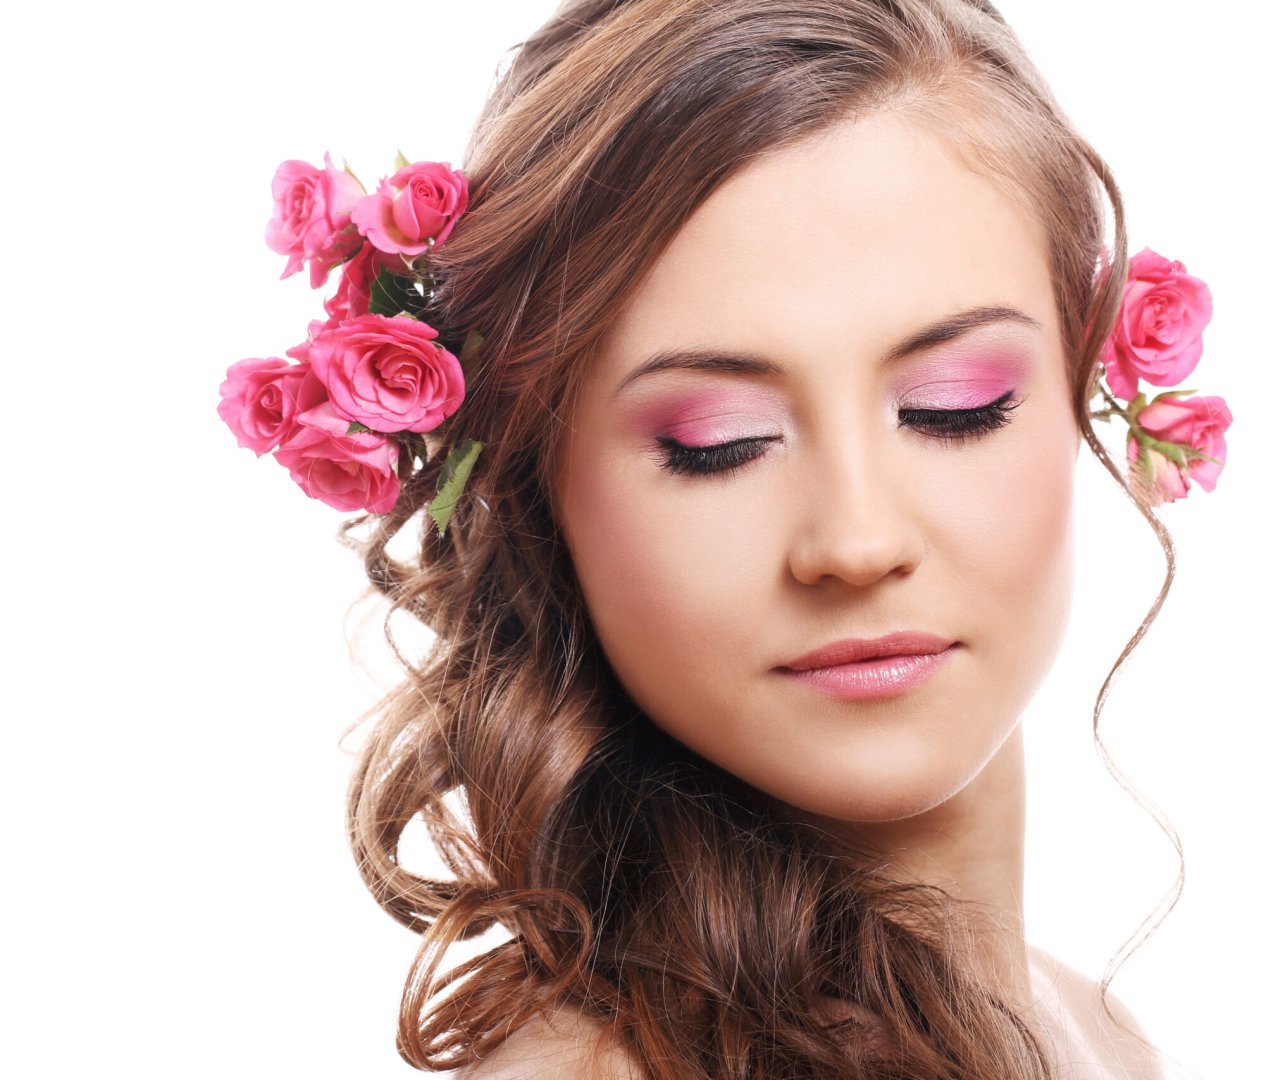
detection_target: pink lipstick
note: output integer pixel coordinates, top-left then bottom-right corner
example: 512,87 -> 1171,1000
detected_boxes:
776,632 -> 957,700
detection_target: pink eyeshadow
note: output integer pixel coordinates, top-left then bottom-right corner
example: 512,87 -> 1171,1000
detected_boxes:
894,352 -> 1030,409
628,386 -> 783,444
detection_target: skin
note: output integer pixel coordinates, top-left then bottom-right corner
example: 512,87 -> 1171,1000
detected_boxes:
536,112 -> 1160,1076
557,110 -> 1076,832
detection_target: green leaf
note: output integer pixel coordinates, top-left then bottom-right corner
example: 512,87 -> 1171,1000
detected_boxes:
394,148 -> 412,170
347,421 -> 372,436
1150,388 -> 1200,402
366,267 -> 421,318
428,440 -> 484,537
1151,439 -> 1190,467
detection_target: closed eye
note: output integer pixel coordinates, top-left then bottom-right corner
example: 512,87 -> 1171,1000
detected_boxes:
652,390 -> 1023,477
898,390 -> 1022,445
652,434 -> 783,478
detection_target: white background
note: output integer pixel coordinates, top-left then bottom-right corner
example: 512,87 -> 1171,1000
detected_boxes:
4,1 -> 1280,1076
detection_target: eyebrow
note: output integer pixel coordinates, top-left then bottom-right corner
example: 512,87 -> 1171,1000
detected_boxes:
611,305 -> 1041,398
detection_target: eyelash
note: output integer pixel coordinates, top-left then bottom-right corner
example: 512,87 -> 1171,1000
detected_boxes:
899,389 -> 1021,445
654,390 -> 1022,477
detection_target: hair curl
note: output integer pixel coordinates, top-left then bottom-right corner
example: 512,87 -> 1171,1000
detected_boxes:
343,1 -> 1176,1075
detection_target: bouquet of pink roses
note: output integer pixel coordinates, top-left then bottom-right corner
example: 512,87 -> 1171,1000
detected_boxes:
1093,248 -> 1232,504
217,153 -> 482,533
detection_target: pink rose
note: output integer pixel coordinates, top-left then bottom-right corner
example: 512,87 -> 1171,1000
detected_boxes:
217,357 -> 326,456
351,161 -> 469,257
1101,248 -> 1213,399
265,153 -> 365,288
321,244 -> 383,329
304,313 -> 465,434
1126,442 -> 1191,503
274,400 -> 401,514
1132,393 -> 1233,498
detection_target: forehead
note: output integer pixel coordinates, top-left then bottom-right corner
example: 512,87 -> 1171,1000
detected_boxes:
595,110 -> 1055,376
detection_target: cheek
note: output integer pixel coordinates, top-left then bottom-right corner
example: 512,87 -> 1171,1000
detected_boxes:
556,445 -> 764,707
934,414 -> 1077,661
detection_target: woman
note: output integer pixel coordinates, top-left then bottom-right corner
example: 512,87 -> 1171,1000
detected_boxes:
222,0 -> 1227,1074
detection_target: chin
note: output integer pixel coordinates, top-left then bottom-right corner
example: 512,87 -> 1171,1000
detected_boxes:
738,720 -> 1017,827
776,772 -> 973,826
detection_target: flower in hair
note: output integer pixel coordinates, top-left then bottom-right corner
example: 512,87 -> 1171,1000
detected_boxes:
321,243 -> 386,330
352,159 -> 470,257
1100,248 -> 1213,400
1126,392 -> 1232,499
276,403 -> 403,514
217,356 -> 324,456
220,153 -> 483,533
306,314 -> 466,434
265,153 -> 365,288
1091,248 -> 1231,506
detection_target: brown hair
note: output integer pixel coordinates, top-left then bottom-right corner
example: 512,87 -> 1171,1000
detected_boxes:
345,0 -> 1175,1075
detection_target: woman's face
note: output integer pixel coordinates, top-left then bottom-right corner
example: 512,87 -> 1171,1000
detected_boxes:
554,112 -> 1080,823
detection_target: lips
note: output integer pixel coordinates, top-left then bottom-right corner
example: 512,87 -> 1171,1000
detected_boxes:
778,631 -> 956,672
775,632 -> 958,701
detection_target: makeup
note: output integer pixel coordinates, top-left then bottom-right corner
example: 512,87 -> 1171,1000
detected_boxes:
776,633 -> 959,701
627,385 -> 784,446
893,349 -> 1031,410
779,650 -> 955,699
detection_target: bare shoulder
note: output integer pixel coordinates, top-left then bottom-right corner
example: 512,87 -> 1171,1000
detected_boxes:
453,1002 -> 643,1080
1028,945 -> 1169,1079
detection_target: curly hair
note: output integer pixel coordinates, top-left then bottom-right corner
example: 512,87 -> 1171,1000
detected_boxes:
343,1 -> 1173,1075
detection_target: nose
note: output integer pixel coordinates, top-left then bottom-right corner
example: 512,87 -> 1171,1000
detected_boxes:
785,435 -> 925,589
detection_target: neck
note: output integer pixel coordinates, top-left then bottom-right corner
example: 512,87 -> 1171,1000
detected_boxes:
828,723 -> 1032,1006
